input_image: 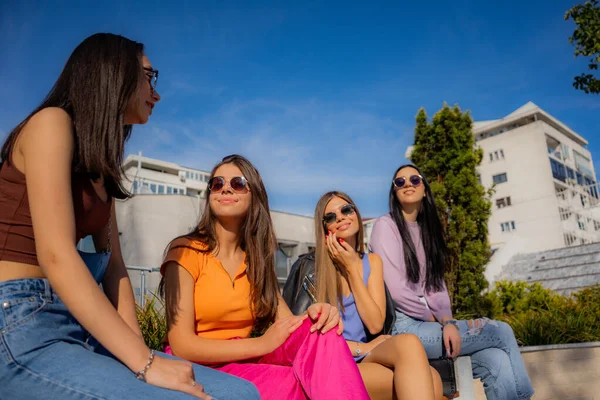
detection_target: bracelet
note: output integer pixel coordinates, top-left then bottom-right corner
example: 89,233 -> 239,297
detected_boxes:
135,350 -> 155,382
443,319 -> 459,328
355,342 -> 361,356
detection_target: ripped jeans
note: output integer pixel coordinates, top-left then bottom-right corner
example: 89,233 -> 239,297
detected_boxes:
393,311 -> 534,400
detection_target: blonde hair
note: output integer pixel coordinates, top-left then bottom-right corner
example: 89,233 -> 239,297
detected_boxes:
314,191 -> 365,309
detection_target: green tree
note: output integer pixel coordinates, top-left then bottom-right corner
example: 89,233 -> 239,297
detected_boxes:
409,104 -> 492,316
565,0 -> 600,94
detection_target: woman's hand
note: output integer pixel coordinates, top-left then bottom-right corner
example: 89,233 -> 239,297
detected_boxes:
307,302 -> 344,335
145,355 -> 213,399
326,231 -> 361,274
443,322 -> 462,358
259,315 -> 307,354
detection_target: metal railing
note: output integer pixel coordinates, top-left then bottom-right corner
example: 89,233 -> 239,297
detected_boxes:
126,266 -> 160,307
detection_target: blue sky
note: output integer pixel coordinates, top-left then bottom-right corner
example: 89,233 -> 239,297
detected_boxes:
1,0 -> 598,217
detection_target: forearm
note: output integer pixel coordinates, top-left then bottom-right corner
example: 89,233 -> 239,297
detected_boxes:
103,262 -> 142,337
42,249 -> 149,371
169,334 -> 267,364
347,266 -> 384,334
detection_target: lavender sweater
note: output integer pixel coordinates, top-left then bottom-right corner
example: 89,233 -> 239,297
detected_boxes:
368,213 -> 453,322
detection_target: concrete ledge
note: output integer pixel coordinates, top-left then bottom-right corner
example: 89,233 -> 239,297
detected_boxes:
474,342 -> 600,400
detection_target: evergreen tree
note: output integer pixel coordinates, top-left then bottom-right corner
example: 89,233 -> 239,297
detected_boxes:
409,104 -> 493,316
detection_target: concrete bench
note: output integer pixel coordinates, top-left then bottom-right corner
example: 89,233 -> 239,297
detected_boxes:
454,356 -> 476,400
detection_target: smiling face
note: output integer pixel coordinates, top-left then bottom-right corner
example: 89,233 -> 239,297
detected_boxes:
208,163 -> 252,221
394,166 -> 426,209
123,55 -> 160,125
323,196 -> 360,239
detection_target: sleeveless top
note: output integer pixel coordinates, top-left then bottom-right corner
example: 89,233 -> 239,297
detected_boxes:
341,254 -> 371,344
0,153 -> 112,266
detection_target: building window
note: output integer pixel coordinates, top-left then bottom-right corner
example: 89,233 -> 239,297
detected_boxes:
477,174 -> 481,184
577,214 -> 586,230
132,180 -> 138,193
559,207 -> 572,221
581,194 -> 589,207
594,220 -> 600,231
550,159 -> 567,182
489,150 -> 505,162
591,184 -> 599,199
149,183 -> 157,193
158,185 -> 165,194
275,244 -> 296,280
564,232 -> 577,246
493,173 -> 508,184
500,221 -> 516,232
496,196 -> 512,208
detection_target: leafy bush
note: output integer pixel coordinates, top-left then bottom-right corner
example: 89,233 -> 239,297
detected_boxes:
483,281 -> 600,346
136,294 -> 168,351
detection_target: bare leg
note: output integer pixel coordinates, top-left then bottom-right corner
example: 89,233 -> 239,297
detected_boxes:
362,334 -> 435,400
358,362 -> 395,400
430,366 -> 443,400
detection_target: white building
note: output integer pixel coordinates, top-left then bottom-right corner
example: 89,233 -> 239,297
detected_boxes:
473,102 -> 599,282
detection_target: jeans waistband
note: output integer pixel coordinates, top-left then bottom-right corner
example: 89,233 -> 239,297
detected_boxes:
0,278 -> 53,299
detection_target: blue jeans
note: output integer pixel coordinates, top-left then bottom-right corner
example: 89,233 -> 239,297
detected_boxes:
0,278 -> 260,400
393,311 -> 534,400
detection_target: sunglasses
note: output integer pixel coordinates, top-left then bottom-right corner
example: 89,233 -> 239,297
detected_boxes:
393,174 -> 423,189
208,176 -> 249,192
143,67 -> 159,92
322,204 -> 356,226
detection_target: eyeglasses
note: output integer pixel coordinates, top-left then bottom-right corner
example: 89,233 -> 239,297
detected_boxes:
143,67 -> 159,92
322,204 -> 356,226
208,176 -> 249,192
393,174 -> 423,189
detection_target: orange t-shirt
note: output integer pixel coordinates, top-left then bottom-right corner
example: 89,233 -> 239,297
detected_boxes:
161,237 -> 255,340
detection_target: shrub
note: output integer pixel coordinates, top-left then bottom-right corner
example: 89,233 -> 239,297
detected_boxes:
484,281 -> 600,346
136,294 -> 168,351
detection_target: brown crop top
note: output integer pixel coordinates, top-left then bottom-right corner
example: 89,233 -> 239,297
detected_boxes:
0,154 -> 112,266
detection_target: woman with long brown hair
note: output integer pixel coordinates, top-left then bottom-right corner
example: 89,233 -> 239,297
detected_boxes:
0,33 -> 258,399
284,191 -> 443,400
160,155 -> 370,400
370,164 -> 534,400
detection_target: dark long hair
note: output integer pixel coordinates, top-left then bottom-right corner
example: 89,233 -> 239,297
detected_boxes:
389,164 -> 446,292
313,191 -> 365,310
160,155 -> 280,333
0,33 -> 145,199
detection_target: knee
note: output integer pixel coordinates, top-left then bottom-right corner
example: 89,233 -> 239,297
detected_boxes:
391,333 -> 424,353
490,320 -> 516,342
474,347 -> 511,372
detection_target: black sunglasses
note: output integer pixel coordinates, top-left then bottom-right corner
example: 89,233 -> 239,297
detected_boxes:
393,174 -> 423,189
143,67 -> 159,92
323,204 -> 356,226
208,176 -> 248,192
